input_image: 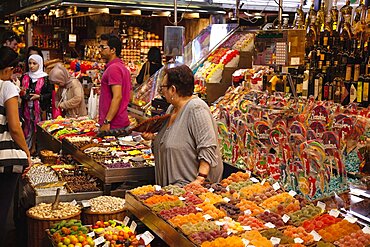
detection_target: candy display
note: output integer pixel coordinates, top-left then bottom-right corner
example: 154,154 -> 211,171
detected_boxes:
126,170 -> 370,247
213,87 -> 370,200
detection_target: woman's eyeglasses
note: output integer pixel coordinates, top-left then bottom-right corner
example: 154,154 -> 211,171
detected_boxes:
99,45 -> 110,50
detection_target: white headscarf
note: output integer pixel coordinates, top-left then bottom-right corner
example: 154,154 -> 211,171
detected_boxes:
28,54 -> 48,80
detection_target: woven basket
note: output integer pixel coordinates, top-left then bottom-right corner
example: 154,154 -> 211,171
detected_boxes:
27,210 -> 81,247
82,208 -> 126,225
40,150 -> 59,164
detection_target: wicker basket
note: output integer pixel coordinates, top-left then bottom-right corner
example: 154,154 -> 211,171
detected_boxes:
82,208 -> 126,225
27,210 -> 81,247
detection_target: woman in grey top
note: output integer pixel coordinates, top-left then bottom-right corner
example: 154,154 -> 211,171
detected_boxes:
143,64 -> 223,186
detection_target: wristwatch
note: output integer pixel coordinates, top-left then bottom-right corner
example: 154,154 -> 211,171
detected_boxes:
103,119 -> 111,125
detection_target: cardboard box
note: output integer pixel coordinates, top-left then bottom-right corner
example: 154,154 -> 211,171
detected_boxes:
206,81 -> 232,103
239,51 -> 253,68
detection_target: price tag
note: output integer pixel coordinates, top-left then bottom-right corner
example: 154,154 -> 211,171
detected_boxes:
261,179 -> 266,185
288,190 -> 297,197
310,230 -> 322,241
196,207 -> 203,211
264,209 -> 270,213
179,196 -> 186,201
223,197 -> 231,203
208,188 -> 215,193
215,221 -> 225,226
242,238 -> 250,246
282,214 -> 290,223
316,201 -> 326,211
270,237 -> 281,245
264,222 -> 276,228
103,242 -> 109,247
81,200 -> 91,208
87,231 -> 95,237
154,185 -> 161,191
94,236 -> 105,245
244,209 -> 252,215
329,209 -> 340,218
242,226 -> 252,231
344,215 -> 357,224
130,221 -> 137,232
294,238 -> 304,244
226,186 -> 230,192
203,214 -> 213,220
250,177 -> 259,183
362,226 -> 370,234
141,231 -> 155,245
227,229 -> 233,235
123,216 -> 130,226
70,200 -> 77,206
272,182 -> 280,191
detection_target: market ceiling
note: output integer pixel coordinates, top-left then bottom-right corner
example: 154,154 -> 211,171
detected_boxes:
11,0 -> 227,16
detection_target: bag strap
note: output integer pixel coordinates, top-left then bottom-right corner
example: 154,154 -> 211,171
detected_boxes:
144,62 -> 150,77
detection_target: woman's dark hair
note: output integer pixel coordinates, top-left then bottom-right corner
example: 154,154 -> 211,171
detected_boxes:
0,46 -> 19,70
164,64 -> 194,97
1,31 -> 21,44
100,34 -> 121,57
27,46 -> 43,60
148,47 -> 162,64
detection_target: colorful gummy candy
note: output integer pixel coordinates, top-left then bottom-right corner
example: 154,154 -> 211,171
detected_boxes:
242,230 -> 273,247
283,226 -> 314,244
169,212 -> 204,227
334,229 -> 370,247
235,199 -> 264,216
130,185 -> 154,195
220,172 -> 250,186
236,215 -> 265,230
288,204 -> 322,226
198,192 -> 224,205
144,194 -> 179,205
318,220 -> 361,242
201,235 -> 244,247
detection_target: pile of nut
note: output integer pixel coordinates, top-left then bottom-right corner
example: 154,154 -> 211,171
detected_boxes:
28,202 -> 80,219
88,196 -> 125,213
27,165 -> 59,186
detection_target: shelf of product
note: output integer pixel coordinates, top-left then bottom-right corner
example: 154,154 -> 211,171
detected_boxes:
62,134 -> 155,185
212,86 -> 370,201
24,154 -> 103,205
48,219 -> 153,247
125,172 -> 370,247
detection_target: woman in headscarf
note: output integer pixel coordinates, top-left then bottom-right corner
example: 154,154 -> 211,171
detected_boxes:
49,63 -> 87,118
20,54 -> 52,155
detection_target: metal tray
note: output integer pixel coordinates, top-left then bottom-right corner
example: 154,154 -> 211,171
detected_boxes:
62,139 -> 155,184
125,192 -> 196,247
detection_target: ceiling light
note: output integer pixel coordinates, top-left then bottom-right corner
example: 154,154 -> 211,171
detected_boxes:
121,9 -> 141,16
152,11 -> 171,17
183,13 -> 200,19
4,20 -> 10,24
88,7 -> 109,14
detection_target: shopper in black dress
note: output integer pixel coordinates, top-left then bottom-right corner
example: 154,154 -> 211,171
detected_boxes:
136,47 -> 163,85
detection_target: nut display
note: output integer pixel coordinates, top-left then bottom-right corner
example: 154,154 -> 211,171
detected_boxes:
28,202 -> 80,219
26,164 -> 59,186
88,196 -> 125,213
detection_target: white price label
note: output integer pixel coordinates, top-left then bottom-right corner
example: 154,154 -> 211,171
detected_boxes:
227,229 -> 233,235
310,230 -> 322,241
288,190 -> 297,197
250,177 -> 259,183
344,215 -> 358,224
317,201 -> 326,211
130,221 -> 137,232
329,209 -> 340,218
203,214 -> 213,220
196,207 -> 203,212
208,188 -> 215,193
70,200 -> 77,206
244,209 -> 252,215
81,200 -> 91,208
261,179 -> 266,185
242,238 -> 250,246
94,236 -> 105,245
87,231 -> 95,237
103,242 -> 109,247
246,170 -> 251,176
141,231 -> 155,245
242,226 -> 252,231
294,238 -> 304,244
215,221 -> 226,226
226,186 -> 230,192
264,222 -> 276,228
270,237 -> 281,245
282,214 -> 290,223
178,196 -> 186,201
272,182 -> 280,191
154,185 -> 161,191
123,216 -> 130,226
362,226 -> 370,234
223,197 -> 231,203
264,209 -> 270,213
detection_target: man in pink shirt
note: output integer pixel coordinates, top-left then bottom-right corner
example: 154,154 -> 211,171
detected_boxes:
99,34 -> 132,131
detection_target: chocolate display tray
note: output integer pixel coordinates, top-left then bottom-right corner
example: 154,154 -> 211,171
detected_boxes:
62,139 -> 155,184
125,192 -> 196,247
